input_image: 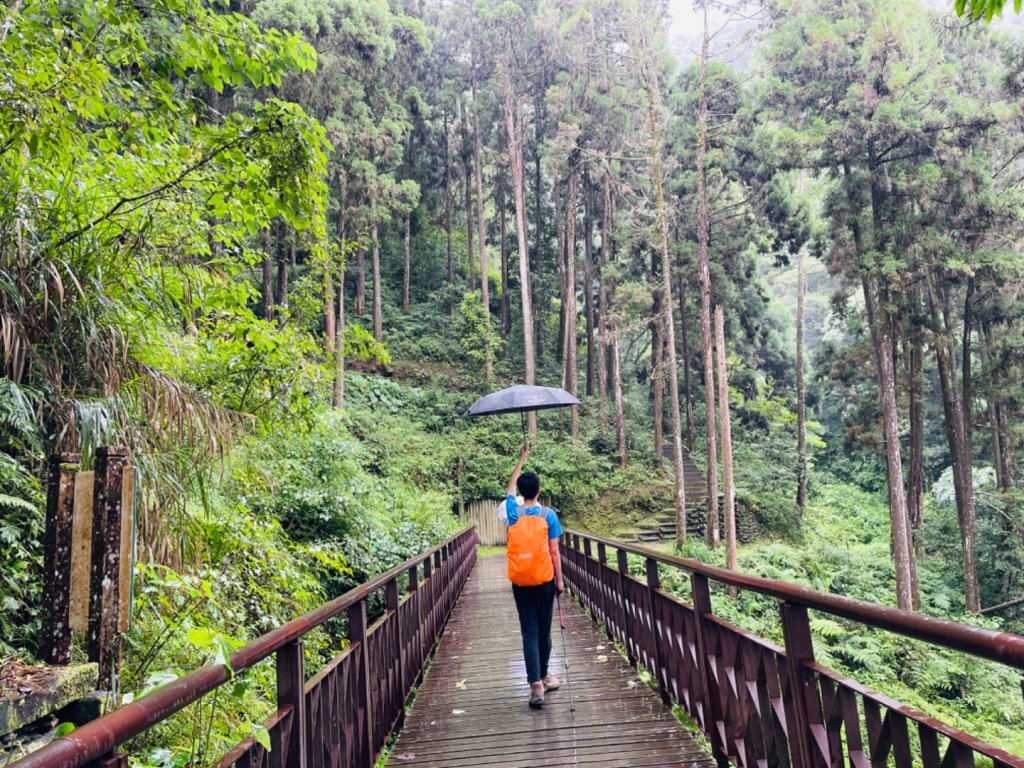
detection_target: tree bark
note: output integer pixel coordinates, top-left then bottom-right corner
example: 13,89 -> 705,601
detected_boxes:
533,67 -> 545,363
355,241 -> 365,317
564,169 -> 579,438
796,247 -> 807,518
460,97 -> 476,292
643,65 -> 687,544
333,265 -> 346,408
842,155 -> 916,611
906,297 -> 925,530
715,305 -> 736,571
696,1 -> 718,546
584,186 -> 596,397
926,273 -> 980,613
500,171 -> 510,338
678,272 -> 695,453
472,78 -> 491,381
262,228 -> 275,322
652,309 -> 665,468
612,318 -> 628,469
556,184 -> 566,369
402,211 -> 411,314
371,193 -> 383,343
863,270 -> 917,612
444,109 -> 455,317
597,177 -> 611,436
503,68 -> 536,435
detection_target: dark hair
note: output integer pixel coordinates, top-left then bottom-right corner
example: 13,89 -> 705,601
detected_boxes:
517,471 -> 540,501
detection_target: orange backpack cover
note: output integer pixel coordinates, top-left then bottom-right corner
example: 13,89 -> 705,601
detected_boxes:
507,512 -> 554,586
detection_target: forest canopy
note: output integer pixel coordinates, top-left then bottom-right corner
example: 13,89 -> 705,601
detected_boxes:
1,0 -> 1024,761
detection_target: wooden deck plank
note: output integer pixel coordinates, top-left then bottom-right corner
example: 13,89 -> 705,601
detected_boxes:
386,554 -> 716,768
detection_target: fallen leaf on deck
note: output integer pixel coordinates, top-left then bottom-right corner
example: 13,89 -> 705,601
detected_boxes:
455,678 -> 466,689
451,708 -> 466,715
597,654 -> 608,662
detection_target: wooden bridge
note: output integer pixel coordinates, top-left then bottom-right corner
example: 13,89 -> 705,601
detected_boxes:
11,527 -> 1024,768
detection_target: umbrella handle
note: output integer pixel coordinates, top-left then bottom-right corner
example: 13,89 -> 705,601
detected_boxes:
521,411 -> 529,450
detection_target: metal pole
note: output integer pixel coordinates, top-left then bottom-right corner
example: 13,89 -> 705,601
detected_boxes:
557,594 -> 576,716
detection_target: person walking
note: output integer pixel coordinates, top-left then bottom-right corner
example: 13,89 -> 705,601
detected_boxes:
502,446 -> 564,708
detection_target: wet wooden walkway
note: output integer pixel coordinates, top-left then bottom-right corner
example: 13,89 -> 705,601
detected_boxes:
385,554 -> 717,768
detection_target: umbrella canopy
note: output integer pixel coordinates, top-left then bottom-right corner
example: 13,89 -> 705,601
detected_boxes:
463,384 -> 580,418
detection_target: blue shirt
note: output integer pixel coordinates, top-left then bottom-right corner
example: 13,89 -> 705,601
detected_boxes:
503,494 -> 562,539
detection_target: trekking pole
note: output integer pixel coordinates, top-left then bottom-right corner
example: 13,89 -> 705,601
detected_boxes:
556,592 -> 577,717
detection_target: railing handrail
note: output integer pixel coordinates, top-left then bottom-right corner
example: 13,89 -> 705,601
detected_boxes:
13,526 -> 476,768
565,529 -> 1024,670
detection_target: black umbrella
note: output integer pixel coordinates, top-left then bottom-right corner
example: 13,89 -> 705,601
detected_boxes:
463,384 -> 580,443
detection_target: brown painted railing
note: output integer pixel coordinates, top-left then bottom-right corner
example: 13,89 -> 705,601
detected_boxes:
561,529 -> 1024,768
13,527 -> 477,768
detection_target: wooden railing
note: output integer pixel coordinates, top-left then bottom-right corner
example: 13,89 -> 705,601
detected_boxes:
12,527 -> 477,768
561,530 -> 1024,768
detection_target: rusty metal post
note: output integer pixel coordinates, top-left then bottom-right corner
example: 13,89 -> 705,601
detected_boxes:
781,602 -> 825,768
88,446 -> 127,689
273,639 -> 306,768
644,557 -> 670,705
691,573 -> 730,767
347,600 -> 374,768
40,453 -> 80,664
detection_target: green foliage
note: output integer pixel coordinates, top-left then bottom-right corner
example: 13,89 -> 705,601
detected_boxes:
0,454 -> 44,655
452,291 -> 504,371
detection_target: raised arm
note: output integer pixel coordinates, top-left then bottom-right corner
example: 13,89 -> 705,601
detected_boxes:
506,445 -> 530,496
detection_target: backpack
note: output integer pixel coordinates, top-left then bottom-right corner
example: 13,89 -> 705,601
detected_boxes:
507,507 -> 554,586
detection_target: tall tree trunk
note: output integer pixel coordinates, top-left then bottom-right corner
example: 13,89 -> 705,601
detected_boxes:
652,310 -> 665,468
906,295 -> 925,530
371,193 -> 383,343
556,184 -> 566,368
500,171 -> 510,339
262,228 -> 275,322
355,243 -> 365,317
597,177 -> 611,436
584,186 -> 595,397
402,211 -> 411,314
460,98 -> 476,292
643,64 -> 687,544
862,271 -> 917,611
333,187 -> 347,409
533,68 -> 545,363
696,1 -> 718,546
796,247 -> 808,518
611,318 -> 627,469
276,236 -> 289,312
842,155 -> 916,611
333,266 -> 346,408
678,272 -> 695,453
564,169 -> 579,438
926,273 -> 980,613
715,305 -> 736,571
503,68 -> 536,435
444,109 -> 455,317
472,79 -> 491,381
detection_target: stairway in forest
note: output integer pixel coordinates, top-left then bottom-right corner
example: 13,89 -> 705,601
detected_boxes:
618,447 -> 708,544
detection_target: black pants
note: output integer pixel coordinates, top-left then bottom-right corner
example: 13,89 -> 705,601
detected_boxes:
512,580 -> 556,684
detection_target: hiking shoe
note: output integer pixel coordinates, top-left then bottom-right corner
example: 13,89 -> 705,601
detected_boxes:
543,674 -> 561,691
528,681 -> 545,709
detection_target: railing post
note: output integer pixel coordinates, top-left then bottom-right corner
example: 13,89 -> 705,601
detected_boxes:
41,452 -> 80,664
644,557 -> 670,706
582,538 -> 594,616
691,573 -> 730,768
274,639 -> 307,768
386,576 -> 405,728
781,602 -> 825,768
597,542 -> 612,641
347,600 -> 375,768
616,548 -> 634,664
